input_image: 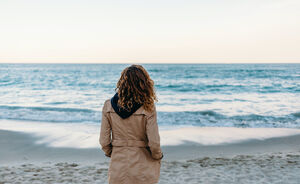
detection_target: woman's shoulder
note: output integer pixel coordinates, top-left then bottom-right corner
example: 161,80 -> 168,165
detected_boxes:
102,99 -> 112,113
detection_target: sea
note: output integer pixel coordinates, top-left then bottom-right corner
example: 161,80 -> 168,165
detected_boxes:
0,63 -> 300,148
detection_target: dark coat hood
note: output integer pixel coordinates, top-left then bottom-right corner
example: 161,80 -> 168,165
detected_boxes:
111,93 -> 142,119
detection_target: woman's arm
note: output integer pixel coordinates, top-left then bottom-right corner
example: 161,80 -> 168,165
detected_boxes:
146,107 -> 163,160
99,103 -> 112,157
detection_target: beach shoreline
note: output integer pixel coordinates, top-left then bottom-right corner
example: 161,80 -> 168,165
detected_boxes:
1,128 -> 300,164
1,129 -> 300,183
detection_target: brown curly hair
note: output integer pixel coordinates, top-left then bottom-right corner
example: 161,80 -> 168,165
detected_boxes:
116,65 -> 157,112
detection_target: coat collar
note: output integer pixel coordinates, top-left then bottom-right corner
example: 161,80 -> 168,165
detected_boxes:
110,93 -> 143,119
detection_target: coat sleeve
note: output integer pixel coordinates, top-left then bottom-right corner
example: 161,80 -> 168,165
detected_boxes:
146,107 -> 163,160
99,102 -> 112,157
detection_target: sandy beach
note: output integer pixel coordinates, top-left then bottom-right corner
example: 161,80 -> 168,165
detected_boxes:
1,129 -> 300,184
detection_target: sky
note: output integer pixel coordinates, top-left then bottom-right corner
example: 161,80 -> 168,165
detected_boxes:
0,0 -> 299,63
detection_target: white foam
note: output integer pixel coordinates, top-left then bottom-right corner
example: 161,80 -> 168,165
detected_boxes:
0,120 -> 100,148
1,120 -> 300,148
160,127 -> 300,146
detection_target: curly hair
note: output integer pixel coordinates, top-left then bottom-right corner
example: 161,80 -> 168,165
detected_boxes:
116,65 -> 157,112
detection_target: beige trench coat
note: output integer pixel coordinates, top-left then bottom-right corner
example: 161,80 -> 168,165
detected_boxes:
99,99 -> 163,184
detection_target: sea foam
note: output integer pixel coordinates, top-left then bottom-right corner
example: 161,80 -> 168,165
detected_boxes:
1,120 -> 300,149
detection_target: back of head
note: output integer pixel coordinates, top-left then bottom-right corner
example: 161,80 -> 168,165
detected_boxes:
116,65 -> 157,112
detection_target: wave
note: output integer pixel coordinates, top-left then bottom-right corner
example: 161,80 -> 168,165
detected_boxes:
0,105 -> 94,113
156,83 -> 299,93
0,105 -> 299,128
157,111 -> 300,128
292,112 -> 300,118
0,105 -> 100,123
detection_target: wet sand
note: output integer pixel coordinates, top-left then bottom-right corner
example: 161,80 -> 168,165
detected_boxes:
1,129 -> 300,183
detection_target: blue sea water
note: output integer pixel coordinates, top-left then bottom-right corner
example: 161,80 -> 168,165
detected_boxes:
1,63 -> 300,128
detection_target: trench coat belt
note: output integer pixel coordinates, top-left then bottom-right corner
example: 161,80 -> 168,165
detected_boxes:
112,139 -> 147,147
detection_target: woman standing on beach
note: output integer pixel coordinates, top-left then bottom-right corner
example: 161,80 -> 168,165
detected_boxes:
100,65 -> 163,184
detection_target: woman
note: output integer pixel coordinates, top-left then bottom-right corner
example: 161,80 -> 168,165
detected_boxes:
99,64 -> 163,184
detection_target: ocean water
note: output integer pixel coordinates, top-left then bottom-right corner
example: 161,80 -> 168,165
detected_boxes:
1,64 -> 300,127
0,63 -> 300,148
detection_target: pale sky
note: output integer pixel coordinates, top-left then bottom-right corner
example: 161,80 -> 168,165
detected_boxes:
0,0 -> 300,63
